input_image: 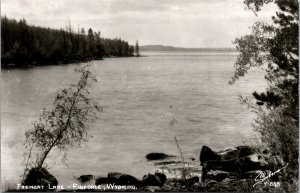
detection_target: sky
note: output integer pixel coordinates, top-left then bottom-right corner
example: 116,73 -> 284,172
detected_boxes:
1,0 -> 278,48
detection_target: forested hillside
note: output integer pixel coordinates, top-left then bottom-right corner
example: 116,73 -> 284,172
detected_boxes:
1,17 -> 135,68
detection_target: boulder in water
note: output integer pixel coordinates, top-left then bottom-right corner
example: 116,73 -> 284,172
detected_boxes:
146,153 -> 174,160
77,175 -> 94,183
96,172 -> 141,187
199,146 -> 221,165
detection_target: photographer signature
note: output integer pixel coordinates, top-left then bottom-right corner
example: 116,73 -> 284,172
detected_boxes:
253,163 -> 288,187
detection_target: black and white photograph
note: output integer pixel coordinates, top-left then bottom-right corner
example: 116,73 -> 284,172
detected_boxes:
1,0 -> 299,192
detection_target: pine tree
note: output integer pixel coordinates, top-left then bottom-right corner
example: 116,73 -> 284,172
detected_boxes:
232,1 -> 298,190
135,40 -> 140,57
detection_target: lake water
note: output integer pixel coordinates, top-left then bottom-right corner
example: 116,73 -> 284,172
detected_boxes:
1,51 -> 267,189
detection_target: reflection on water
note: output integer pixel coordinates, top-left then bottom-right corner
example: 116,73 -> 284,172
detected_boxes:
1,51 -> 267,187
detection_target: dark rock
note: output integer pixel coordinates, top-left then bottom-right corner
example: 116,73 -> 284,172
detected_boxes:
107,172 -> 123,178
203,159 -> 242,173
205,171 -> 230,182
146,153 -> 174,160
241,170 -> 263,179
200,145 -> 266,182
204,170 -> 263,183
241,157 -> 264,171
95,176 -> 109,185
262,149 -> 270,154
96,173 -> 141,187
256,101 -> 264,106
142,173 -> 167,187
118,174 -> 141,186
203,156 -> 263,173
201,145 -> 257,163
23,168 -> 58,190
77,175 -> 94,183
186,176 -> 199,185
154,173 -> 167,184
200,146 -> 221,165
206,180 -> 218,185
107,172 -> 123,182
218,146 -> 256,160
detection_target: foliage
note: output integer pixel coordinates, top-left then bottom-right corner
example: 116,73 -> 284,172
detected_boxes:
1,17 -> 134,68
253,107 -> 298,176
22,66 -> 101,179
174,137 -> 188,181
135,40 -> 140,57
232,0 -> 298,191
174,137 -> 196,191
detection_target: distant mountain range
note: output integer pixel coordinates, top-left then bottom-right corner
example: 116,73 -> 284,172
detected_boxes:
140,45 -> 237,52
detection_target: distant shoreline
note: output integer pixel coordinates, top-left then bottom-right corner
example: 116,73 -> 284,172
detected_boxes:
140,45 -> 237,52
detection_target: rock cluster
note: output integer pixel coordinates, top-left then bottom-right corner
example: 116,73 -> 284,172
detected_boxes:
94,172 -> 167,188
20,146 -> 270,192
200,145 -> 267,182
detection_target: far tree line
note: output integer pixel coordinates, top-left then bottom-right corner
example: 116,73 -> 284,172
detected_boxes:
1,17 -> 140,68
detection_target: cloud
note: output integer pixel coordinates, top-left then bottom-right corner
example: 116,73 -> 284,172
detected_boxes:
1,0 -> 278,47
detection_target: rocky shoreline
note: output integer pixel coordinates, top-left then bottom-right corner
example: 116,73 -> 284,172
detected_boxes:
16,145 -> 285,192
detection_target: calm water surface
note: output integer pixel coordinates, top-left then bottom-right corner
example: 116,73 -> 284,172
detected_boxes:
1,51 -> 267,188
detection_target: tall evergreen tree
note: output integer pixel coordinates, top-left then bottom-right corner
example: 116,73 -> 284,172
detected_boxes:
135,40 -> 140,57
